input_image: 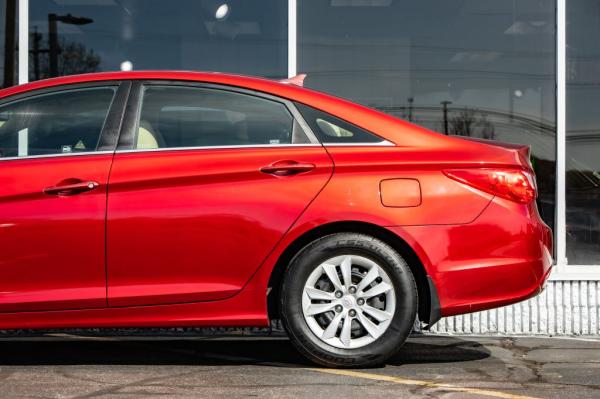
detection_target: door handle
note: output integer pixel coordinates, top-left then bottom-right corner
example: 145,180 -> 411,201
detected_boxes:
260,161 -> 315,176
44,180 -> 99,196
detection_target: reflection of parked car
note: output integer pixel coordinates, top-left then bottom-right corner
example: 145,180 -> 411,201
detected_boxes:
0,71 -> 552,367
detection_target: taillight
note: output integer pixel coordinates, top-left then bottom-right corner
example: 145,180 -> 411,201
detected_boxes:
443,168 -> 537,204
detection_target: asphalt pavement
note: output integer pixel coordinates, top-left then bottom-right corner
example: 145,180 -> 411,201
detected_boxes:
0,334 -> 599,398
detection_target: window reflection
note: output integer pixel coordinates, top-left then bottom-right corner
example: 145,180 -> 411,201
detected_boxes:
566,0 -> 600,265
28,0 -> 287,80
299,0 -> 556,231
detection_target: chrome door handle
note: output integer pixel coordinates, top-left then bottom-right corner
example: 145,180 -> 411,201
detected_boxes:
260,161 -> 315,176
44,180 -> 99,196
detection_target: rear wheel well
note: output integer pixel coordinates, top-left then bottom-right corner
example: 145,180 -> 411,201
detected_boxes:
267,221 -> 433,325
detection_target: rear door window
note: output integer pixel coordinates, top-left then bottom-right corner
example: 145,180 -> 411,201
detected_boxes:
134,85 -> 311,150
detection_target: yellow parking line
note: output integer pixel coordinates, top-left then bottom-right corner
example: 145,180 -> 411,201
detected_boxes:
307,368 -> 541,399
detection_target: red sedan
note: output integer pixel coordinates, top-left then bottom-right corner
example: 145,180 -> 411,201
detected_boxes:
0,71 -> 552,367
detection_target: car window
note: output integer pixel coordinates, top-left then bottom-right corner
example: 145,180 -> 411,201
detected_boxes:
0,87 -> 116,158
295,102 -> 384,144
135,86 -> 310,150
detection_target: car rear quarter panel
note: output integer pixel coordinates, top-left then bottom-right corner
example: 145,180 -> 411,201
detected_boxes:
298,146 -> 494,228
279,145 -> 551,319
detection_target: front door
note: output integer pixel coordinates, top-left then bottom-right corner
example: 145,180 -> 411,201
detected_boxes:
0,85 -> 122,312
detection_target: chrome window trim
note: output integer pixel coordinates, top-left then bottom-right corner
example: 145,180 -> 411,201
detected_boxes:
0,150 -> 114,162
322,140 -> 395,147
115,144 -> 323,155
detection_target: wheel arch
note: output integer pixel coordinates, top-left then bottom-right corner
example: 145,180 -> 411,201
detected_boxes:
267,221 -> 439,327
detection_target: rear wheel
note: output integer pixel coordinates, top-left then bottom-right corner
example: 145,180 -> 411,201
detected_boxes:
280,233 -> 417,367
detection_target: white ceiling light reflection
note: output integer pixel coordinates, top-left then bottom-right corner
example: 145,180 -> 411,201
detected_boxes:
120,60 -> 133,71
215,3 -> 230,20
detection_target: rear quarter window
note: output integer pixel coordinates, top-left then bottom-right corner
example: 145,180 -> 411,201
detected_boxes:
294,102 -> 384,144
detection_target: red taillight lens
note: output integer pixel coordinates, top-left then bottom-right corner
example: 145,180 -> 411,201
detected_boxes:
443,168 -> 537,204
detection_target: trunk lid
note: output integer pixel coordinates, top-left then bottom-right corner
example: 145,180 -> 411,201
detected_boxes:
456,136 -> 532,169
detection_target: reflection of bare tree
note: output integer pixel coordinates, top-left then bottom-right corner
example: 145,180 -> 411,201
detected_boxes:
53,40 -> 100,76
377,104 -> 553,141
30,35 -> 101,80
449,109 -> 476,136
479,113 -> 495,140
445,108 -> 496,139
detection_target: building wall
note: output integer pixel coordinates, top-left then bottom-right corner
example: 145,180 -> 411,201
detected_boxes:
431,281 -> 600,336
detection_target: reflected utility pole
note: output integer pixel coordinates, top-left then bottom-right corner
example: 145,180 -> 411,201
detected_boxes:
3,0 -> 16,87
30,27 -> 47,81
407,97 -> 414,122
441,100 -> 452,135
48,13 -> 94,77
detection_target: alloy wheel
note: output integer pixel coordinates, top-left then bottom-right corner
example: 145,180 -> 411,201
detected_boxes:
301,254 -> 396,349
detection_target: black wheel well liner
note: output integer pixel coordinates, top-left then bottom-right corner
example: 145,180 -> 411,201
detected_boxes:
267,221 -> 441,328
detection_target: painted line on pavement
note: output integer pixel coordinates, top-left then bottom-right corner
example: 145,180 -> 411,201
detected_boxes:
307,368 -> 541,399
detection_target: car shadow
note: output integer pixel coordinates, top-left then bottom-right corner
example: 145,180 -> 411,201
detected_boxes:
0,334 -> 490,367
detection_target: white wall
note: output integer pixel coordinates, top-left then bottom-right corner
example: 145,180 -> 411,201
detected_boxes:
430,281 -> 600,336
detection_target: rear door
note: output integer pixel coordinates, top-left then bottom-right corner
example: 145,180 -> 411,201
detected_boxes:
106,82 -> 332,307
0,82 -> 128,312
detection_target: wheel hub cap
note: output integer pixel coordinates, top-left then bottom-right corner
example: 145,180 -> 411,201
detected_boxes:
301,255 -> 396,349
341,295 -> 356,309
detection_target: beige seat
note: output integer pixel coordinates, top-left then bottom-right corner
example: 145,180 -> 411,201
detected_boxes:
316,118 -> 354,138
137,120 -> 159,149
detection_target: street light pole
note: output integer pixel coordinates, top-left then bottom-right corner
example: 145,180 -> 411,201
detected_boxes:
3,0 -> 16,87
48,14 -> 59,77
31,27 -> 45,81
441,100 -> 452,135
47,13 -> 94,78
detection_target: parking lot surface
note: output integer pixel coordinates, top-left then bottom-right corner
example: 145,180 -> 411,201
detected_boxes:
0,334 -> 598,398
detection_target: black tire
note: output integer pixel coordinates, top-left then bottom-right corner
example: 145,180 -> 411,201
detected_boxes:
280,232 -> 417,368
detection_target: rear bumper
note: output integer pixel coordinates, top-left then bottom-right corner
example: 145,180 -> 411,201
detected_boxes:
390,197 -> 553,317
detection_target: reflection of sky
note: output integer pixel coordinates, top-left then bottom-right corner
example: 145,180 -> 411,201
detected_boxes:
29,0 -> 287,78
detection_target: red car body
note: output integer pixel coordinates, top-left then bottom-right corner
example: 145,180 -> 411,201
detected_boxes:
0,71 -> 553,330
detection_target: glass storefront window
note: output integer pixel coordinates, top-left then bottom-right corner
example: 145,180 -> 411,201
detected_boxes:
1,0 -> 17,88
299,0 -> 557,231
28,0 -> 287,81
10,0 -> 599,265
566,0 -> 600,265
